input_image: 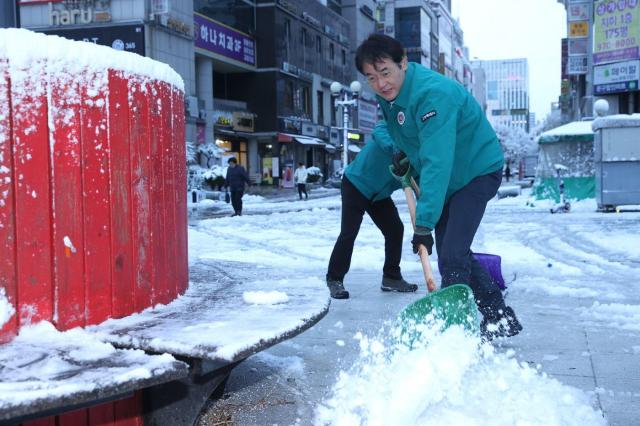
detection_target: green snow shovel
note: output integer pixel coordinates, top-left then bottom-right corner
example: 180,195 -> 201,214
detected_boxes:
395,170 -> 479,343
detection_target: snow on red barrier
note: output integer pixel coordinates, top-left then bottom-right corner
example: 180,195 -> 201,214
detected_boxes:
0,29 -> 188,342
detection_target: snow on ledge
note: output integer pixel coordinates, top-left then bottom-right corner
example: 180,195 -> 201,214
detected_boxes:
592,113 -> 640,131
0,322 -> 187,419
88,262 -> 331,362
0,28 -> 184,92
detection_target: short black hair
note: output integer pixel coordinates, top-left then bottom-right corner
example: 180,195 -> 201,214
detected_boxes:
227,157 -> 237,164
355,34 -> 405,74
298,162 -> 304,166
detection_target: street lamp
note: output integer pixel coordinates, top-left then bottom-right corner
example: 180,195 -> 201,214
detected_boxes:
330,80 -> 361,167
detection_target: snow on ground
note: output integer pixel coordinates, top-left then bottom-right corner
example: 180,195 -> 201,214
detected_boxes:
190,188 -> 640,424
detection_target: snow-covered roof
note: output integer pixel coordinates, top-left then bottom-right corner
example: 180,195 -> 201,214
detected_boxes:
538,120 -> 594,144
0,28 -> 184,91
592,113 -> 640,131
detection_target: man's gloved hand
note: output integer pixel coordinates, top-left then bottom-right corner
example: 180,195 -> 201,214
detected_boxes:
389,151 -> 414,189
411,226 -> 433,255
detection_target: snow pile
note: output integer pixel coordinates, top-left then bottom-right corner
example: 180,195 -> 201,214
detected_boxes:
315,323 -> 604,426
0,287 -> 15,329
243,290 -> 290,305
579,302 -> 640,331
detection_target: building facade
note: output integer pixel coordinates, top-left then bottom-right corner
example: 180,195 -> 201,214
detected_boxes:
558,0 -> 640,119
18,0 -> 198,146
473,58 -> 531,131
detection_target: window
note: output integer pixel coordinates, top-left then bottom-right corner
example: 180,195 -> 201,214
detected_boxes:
487,81 -> 498,101
317,90 -> 324,124
302,86 -> 311,117
284,18 -> 291,41
284,80 -> 294,109
316,35 -> 322,54
329,43 -> 334,61
301,27 -> 307,45
341,49 -> 346,66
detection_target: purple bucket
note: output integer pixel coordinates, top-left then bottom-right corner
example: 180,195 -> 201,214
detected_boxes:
437,252 -> 507,290
473,252 -> 506,290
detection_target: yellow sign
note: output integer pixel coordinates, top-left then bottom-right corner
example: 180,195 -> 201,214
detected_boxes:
569,21 -> 589,38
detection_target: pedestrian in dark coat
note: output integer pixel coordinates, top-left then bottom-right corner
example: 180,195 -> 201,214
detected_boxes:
225,157 -> 250,216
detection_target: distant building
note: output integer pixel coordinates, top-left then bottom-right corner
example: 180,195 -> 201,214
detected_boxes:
471,65 -> 487,113
473,58 -> 530,131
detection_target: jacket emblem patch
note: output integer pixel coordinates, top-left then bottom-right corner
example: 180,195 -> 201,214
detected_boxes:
421,110 -> 437,122
397,111 -> 405,125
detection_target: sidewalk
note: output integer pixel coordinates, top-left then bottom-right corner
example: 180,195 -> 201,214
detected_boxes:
190,192 -> 639,425
198,269 -> 638,425
188,184 -> 341,221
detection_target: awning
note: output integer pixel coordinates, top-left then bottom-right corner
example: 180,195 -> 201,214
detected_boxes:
348,145 -> 361,153
324,143 -> 336,153
277,132 -> 325,146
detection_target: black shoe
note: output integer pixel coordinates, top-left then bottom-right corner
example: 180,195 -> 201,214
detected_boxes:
480,307 -> 522,341
380,276 -> 418,292
327,277 -> 349,299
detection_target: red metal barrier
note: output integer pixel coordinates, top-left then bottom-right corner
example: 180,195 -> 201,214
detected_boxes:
0,31 -> 187,426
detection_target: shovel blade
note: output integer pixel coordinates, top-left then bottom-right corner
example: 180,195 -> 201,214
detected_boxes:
398,284 -> 479,345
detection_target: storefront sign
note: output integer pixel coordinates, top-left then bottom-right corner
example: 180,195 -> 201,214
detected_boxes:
567,55 -> 588,74
49,0 -> 111,26
594,0 -> 639,64
194,13 -> 255,67
568,37 -> 589,55
568,21 -> 589,38
594,59 -> 640,94
568,3 -> 591,21
42,24 -> 145,56
232,112 -> 254,132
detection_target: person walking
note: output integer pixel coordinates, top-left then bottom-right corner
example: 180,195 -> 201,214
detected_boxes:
326,123 -> 418,299
225,157 -> 250,216
294,162 -> 308,200
505,163 -> 512,182
355,34 -> 521,339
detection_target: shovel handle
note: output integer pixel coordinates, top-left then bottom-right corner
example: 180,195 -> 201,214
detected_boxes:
403,187 -> 437,293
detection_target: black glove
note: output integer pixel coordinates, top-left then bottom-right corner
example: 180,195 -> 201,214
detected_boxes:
391,151 -> 410,176
411,226 -> 433,255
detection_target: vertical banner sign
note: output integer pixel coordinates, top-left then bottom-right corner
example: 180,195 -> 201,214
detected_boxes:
594,0 -> 640,65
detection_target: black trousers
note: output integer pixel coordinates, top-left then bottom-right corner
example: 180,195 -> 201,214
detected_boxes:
230,189 -> 244,214
327,177 -> 404,281
434,170 -> 506,318
297,183 -> 308,199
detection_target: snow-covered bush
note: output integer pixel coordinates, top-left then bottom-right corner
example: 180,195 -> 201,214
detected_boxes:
306,166 -> 324,183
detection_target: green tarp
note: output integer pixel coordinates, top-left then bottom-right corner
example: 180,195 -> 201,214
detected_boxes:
533,177 -> 595,202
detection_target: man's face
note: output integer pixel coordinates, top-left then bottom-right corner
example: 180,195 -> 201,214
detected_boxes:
362,56 -> 407,101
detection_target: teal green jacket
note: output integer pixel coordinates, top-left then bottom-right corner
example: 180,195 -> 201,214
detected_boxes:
375,62 -> 503,229
344,125 -> 401,201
